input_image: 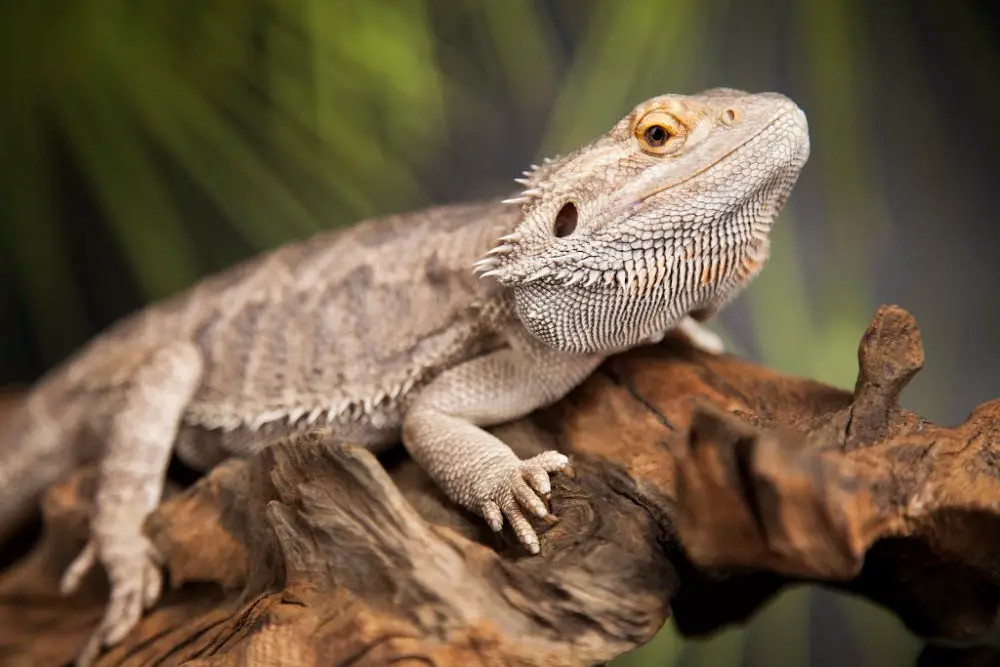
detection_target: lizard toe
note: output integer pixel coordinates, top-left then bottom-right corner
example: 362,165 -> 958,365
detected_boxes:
142,562 -> 164,610
483,461 -> 560,553
519,449 -> 572,498
142,544 -> 164,609
523,470 -> 551,496
510,472 -> 549,518
74,632 -> 103,667
60,540 -> 98,595
474,452 -> 571,553
501,502 -> 540,554
480,500 -> 504,532
103,580 -> 145,645
70,534 -> 165,662
103,552 -> 159,644
528,450 -> 570,472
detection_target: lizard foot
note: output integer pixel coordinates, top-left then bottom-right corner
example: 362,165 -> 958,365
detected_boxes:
476,450 -> 569,554
61,535 -> 164,667
675,317 -> 726,355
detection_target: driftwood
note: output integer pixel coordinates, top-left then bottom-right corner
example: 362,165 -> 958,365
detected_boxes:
1,304 -> 999,666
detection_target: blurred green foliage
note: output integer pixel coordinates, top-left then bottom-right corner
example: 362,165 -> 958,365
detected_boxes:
1,1 -> 997,665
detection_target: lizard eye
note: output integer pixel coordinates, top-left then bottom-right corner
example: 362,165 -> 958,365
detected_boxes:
643,125 -> 670,147
635,109 -> 684,155
553,202 -> 578,237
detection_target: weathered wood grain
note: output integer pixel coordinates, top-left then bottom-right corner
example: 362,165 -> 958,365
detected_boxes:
1,305 -> 998,666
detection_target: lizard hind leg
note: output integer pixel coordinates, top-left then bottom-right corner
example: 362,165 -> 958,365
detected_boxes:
60,341 -> 203,667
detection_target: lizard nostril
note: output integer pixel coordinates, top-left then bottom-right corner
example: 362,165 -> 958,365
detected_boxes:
553,202 -> 578,238
721,108 -> 743,125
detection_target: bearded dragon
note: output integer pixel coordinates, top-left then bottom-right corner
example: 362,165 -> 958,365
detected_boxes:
0,88 -> 809,665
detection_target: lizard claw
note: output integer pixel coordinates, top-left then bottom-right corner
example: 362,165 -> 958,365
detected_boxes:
61,535 -> 164,667
477,451 -> 569,554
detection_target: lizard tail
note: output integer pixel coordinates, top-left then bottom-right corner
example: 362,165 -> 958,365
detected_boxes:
0,385 -> 85,541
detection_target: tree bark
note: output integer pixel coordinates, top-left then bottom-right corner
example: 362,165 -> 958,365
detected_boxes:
1,304 -> 998,666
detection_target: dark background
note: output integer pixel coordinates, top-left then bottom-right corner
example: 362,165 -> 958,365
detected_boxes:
1,1 -> 998,665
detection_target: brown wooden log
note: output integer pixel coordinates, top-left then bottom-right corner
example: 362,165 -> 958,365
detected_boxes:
0,304 -> 998,666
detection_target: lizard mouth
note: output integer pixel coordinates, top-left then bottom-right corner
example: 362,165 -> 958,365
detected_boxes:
635,106 -> 807,204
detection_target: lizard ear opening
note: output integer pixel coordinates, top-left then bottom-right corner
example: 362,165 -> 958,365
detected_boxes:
553,202 -> 578,238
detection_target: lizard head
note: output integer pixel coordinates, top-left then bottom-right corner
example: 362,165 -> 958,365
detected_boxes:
474,88 -> 811,354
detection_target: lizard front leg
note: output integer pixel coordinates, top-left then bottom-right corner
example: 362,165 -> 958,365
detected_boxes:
643,315 -> 726,354
402,328 -> 603,553
61,341 -> 203,667
674,315 -> 725,354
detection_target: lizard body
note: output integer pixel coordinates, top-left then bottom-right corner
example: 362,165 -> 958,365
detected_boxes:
0,89 -> 810,665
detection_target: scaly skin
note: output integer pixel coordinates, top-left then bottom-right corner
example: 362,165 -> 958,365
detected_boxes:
0,88 -> 809,666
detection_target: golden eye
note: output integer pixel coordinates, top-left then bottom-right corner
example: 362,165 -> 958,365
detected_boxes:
644,125 -> 670,147
635,110 -> 682,155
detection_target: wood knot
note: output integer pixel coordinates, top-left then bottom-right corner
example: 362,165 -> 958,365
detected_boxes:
854,304 -> 924,401
846,304 -> 924,447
